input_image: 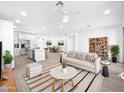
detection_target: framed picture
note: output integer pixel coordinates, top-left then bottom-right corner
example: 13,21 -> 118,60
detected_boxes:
21,44 -> 25,48
58,40 -> 64,46
46,41 -> 52,45
14,44 -> 19,48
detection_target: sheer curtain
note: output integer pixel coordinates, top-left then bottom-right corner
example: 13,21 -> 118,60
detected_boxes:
67,35 -> 76,52
122,27 -> 124,63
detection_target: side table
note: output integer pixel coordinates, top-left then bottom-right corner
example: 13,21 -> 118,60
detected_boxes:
101,61 -> 110,77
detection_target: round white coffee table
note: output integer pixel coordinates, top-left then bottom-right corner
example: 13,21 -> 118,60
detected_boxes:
50,66 -> 77,92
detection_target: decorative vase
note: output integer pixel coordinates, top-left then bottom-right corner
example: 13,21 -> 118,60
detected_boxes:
62,68 -> 67,73
4,64 -> 11,68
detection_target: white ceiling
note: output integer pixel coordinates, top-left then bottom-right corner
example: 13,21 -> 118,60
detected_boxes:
0,1 -> 124,36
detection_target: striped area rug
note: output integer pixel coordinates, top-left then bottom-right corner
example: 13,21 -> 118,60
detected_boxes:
24,64 -> 103,92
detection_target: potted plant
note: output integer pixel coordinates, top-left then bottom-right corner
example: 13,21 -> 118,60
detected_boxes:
3,50 -> 13,68
103,56 -> 108,63
110,45 -> 120,63
61,60 -> 67,73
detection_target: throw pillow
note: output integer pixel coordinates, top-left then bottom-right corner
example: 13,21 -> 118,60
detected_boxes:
84,54 -> 96,62
67,51 -> 75,58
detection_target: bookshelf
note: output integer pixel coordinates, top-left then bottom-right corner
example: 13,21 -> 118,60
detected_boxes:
89,37 -> 108,60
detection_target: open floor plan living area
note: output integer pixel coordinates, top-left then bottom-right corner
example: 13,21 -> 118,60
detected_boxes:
0,1 -> 124,92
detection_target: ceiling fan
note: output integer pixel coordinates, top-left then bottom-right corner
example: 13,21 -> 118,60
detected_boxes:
55,1 -> 80,23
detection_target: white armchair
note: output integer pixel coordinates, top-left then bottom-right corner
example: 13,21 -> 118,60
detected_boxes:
26,63 -> 42,78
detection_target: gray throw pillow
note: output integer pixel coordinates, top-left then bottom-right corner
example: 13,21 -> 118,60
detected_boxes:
75,52 -> 82,60
67,51 -> 74,58
84,55 -> 96,62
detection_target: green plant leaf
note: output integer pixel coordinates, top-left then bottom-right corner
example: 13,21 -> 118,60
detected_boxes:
61,60 -> 67,68
3,50 -> 13,64
110,45 -> 120,57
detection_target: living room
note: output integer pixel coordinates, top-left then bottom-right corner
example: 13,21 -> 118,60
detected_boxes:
0,1 -> 124,92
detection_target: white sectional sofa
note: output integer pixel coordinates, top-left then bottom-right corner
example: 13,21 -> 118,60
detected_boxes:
62,51 -> 101,74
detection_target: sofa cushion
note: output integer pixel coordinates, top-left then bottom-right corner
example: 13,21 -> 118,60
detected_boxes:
67,51 -> 75,58
65,57 -> 95,69
80,60 -> 95,69
65,57 -> 81,65
84,53 -> 97,62
75,52 -> 84,60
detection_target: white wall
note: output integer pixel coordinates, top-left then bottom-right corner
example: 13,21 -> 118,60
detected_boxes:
36,36 -> 66,51
0,19 -> 14,55
66,25 -> 123,62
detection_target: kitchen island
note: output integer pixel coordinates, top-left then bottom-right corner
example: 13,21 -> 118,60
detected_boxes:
28,48 -> 45,62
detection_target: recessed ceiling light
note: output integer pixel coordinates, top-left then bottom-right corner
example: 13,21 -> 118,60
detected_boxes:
15,19 -> 21,23
64,10 -> 68,14
42,26 -> 46,30
104,9 -> 110,15
59,25 -> 63,29
86,25 -> 91,27
62,15 -> 69,23
21,11 -> 27,16
32,32 -> 34,34
36,30 -> 39,33
14,26 -> 17,28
